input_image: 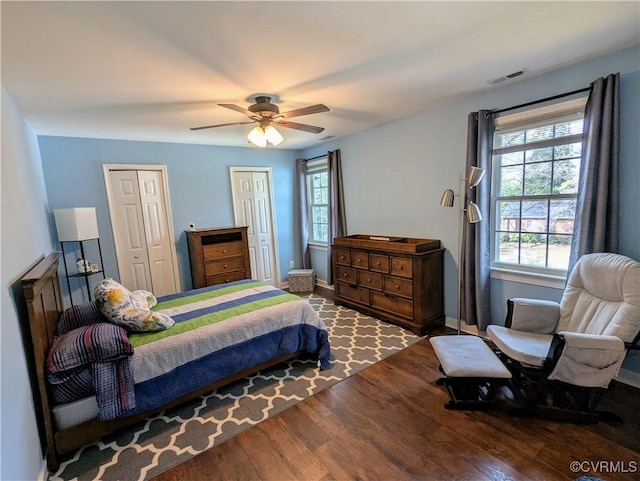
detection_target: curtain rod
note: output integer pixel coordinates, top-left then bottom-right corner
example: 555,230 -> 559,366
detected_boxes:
301,154 -> 327,162
491,86 -> 592,116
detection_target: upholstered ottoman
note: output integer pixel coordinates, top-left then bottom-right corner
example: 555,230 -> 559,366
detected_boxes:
430,335 -> 512,410
288,269 -> 316,292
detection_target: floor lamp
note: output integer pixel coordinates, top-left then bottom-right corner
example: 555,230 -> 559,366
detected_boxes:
440,166 -> 486,334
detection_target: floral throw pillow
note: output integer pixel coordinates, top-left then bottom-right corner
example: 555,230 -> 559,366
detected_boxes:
94,279 -> 174,332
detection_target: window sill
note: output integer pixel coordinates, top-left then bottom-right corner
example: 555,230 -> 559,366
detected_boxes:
490,267 -> 566,289
309,242 -> 327,251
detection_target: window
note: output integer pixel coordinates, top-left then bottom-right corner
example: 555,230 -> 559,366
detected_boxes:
491,98 -> 586,277
306,159 -> 328,244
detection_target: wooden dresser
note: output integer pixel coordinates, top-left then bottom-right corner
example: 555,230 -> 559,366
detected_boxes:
186,226 -> 252,288
332,235 -> 444,335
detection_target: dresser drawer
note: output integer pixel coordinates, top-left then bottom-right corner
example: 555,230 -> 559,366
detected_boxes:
383,276 -> 413,299
390,257 -> 413,278
369,254 -> 389,273
351,251 -> 369,269
358,271 -> 382,291
371,292 -> 413,319
336,282 -> 369,305
206,270 -> 247,286
203,241 -> 244,260
335,249 -> 351,266
337,266 -> 358,285
205,257 -> 245,276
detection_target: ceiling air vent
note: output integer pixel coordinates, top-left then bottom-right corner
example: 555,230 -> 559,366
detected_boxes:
488,68 -> 528,85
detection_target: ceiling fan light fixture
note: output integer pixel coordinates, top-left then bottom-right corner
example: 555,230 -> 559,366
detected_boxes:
264,125 -> 283,146
248,126 -> 267,147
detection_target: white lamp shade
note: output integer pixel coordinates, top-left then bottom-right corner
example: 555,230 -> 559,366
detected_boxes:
248,126 -> 267,147
54,208 -> 99,241
264,125 -> 283,146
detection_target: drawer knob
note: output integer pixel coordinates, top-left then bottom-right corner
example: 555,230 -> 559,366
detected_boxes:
343,273 -> 348,278
222,249 -> 227,254
224,264 -> 228,269
376,262 -> 380,266
395,284 -> 399,289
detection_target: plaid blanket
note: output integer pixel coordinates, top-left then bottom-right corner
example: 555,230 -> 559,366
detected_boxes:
47,323 -> 135,420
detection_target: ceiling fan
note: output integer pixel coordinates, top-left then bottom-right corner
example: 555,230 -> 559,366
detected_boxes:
190,95 -> 330,146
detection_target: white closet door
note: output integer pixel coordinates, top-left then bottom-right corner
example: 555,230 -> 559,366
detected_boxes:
107,168 -> 179,295
231,169 -> 278,285
109,170 -> 153,291
137,170 -> 178,296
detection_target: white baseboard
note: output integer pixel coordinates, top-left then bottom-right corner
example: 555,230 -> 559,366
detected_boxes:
443,316 -> 479,336
38,455 -> 47,481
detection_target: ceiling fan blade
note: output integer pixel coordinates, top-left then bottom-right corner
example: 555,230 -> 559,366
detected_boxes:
274,120 -> 325,134
218,103 -> 256,117
190,121 -> 255,131
280,104 -> 330,119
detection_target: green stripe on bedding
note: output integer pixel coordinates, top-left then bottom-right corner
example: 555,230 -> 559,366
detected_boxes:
129,292 -> 301,348
152,281 -> 267,311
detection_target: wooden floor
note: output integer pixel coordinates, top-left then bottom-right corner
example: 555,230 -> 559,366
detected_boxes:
155,287 -> 640,481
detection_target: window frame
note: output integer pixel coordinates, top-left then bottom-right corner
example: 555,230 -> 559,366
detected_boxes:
489,97 -> 588,285
305,158 -> 329,246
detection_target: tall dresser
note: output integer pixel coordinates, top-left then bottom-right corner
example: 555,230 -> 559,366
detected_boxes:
332,234 -> 444,335
186,226 -> 252,288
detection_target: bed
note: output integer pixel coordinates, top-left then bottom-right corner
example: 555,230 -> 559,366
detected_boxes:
22,253 -> 330,471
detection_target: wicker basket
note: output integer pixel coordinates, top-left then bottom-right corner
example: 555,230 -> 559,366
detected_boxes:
288,269 -> 316,292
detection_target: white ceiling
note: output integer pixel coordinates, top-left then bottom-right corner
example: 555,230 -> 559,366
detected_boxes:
2,1 -> 639,150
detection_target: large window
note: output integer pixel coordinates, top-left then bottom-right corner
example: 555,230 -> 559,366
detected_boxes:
491,98 -> 586,276
306,159 -> 328,244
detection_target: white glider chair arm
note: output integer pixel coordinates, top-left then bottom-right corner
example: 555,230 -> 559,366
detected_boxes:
547,332 -> 626,388
506,298 -> 560,334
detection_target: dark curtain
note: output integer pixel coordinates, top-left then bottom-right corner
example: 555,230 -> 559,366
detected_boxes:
461,111 -> 493,331
296,159 -> 312,269
326,149 -> 347,285
569,73 -> 620,271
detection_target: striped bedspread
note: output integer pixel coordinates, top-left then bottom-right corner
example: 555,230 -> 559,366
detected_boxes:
127,280 -> 330,414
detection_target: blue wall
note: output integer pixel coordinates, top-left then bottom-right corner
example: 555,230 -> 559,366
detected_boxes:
303,46 -> 640,371
1,88 -> 54,480
39,138 -> 300,303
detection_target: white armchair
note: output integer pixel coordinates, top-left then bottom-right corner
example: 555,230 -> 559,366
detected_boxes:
487,252 -> 640,421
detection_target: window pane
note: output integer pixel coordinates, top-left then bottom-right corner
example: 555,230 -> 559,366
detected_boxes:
552,159 -> 580,194
500,165 -> 523,196
521,200 -> 548,233
526,125 -> 553,142
313,223 -> 327,242
519,234 -> 548,267
549,199 -> 576,233
548,235 -> 572,270
524,162 -> 552,195
497,201 -> 521,232
555,119 -> 584,137
525,147 -> 553,163
553,142 -> 581,160
496,232 -> 520,263
500,151 -> 524,166
313,186 -> 327,204
496,131 -> 525,148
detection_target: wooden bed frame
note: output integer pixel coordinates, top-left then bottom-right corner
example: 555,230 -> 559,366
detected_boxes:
22,253 -> 300,471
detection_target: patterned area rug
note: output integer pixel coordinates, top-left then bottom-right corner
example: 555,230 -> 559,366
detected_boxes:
50,294 -> 422,481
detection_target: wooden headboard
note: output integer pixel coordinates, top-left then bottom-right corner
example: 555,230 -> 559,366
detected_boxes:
21,252 -> 65,470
